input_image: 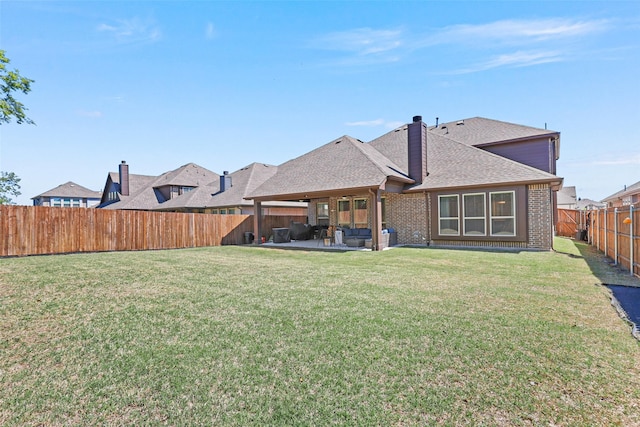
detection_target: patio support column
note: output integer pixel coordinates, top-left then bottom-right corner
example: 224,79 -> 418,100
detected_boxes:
253,200 -> 262,245
370,188 -> 382,251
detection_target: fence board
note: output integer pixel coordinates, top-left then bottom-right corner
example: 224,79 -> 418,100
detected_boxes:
587,206 -> 639,277
0,206 -> 306,257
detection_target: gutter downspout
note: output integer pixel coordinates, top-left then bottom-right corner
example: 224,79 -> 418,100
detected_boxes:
369,188 -> 382,251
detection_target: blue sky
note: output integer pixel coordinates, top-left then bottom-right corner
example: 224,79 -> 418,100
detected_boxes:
1,1 -> 639,205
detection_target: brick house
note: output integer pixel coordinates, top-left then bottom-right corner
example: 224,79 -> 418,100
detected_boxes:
97,161 -> 306,216
247,116 -> 563,251
602,180 -> 640,208
32,181 -> 101,208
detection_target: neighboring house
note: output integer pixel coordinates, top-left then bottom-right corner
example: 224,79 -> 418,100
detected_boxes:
557,186 -> 577,209
97,161 -> 306,215
602,180 -> 640,208
576,198 -> 605,210
248,115 -> 563,251
32,181 -> 102,207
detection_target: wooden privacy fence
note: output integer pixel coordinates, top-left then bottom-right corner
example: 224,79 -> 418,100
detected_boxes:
0,205 -> 306,257
556,208 -> 584,238
587,206 -> 639,277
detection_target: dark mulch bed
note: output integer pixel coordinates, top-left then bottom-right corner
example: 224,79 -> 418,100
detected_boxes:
606,284 -> 640,338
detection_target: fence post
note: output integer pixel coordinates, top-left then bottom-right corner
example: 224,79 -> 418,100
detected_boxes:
614,208 -> 618,266
604,207 -> 608,258
596,209 -> 600,250
630,205 -> 635,277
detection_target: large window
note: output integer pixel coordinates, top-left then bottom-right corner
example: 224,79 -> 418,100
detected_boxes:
354,199 -> 368,228
463,193 -> 486,236
490,191 -> 515,236
337,200 -> 350,227
438,195 -> 459,235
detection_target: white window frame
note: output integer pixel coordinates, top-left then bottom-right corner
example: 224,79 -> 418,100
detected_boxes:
438,194 -> 460,236
463,193 -> 486,236
490,191 -> 516,236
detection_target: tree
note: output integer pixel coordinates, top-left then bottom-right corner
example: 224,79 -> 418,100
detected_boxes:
0,171 -> 21,205
1,49 -> 34,125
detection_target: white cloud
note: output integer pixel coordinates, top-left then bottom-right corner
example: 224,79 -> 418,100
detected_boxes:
425,18 -> 609,47
345,119 -> 405,129
451,50 -> 564,74
311,17 -> 611,72
77,110 -> 103,118
205,22 -> 216,40
592,153 -> 640,166
97,18 -> 161,44
311,27 -> 403,56
345,119 -> 384,127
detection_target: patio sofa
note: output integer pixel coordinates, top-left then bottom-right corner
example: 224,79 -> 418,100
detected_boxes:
342,227 -> 372,247
342,227 -> 397,248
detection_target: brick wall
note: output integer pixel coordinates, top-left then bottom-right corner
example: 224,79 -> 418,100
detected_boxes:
384,192 -> 428,245
527,183 -> 553,250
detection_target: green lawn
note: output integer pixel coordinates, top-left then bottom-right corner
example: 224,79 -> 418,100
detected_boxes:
1,239 -> 639,426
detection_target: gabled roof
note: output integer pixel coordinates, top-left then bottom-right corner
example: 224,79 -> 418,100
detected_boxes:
100,163 -> 218,210
371,126 -> 561,192
249,135 -> 412,200
249,117 -> 562,201
428,117 -> 558,147
557,186 -> 577,206
602,180 -> 640,203
32,181 -> 101,200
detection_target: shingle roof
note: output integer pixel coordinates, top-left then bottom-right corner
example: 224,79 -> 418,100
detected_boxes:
371,127 -> 560,191
557,186 -> 577,206
602,180 -> 640,202
101,163 -> 218,210
32,181 -> 101,199
428,117 -> 557,147
249,117 -> 562,200
249,135 -> 412,200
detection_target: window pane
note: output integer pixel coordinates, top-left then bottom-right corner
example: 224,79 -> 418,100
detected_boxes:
492,218 -> 515,235
354,199 -> 367,227
464,194 -> 484,217
464,219 -> 485,235
338,200 -> 350,226
439,196 -> 458,217
317,202 -> 329,219
440,219 -> 459,235
491,192 -> 513,216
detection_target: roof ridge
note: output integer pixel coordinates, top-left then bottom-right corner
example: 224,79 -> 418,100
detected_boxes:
348,136 -> 412,182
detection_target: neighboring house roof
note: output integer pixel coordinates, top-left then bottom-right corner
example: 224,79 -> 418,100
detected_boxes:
100,163 -> 218,210
557,186 -> 577,206
32,181 -> 101,200
249,135 -> 412,200
576,198 -> 605,210
601,180 -> 640,203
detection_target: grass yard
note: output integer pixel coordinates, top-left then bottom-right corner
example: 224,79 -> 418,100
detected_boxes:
1,238 -> 639,425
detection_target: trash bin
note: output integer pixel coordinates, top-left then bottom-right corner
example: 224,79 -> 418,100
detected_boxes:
244,231 -> 254,244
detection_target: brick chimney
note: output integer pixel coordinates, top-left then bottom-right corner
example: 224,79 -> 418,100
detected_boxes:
407,115 -> 427,185
119,161 -> 130,196
220,171 -> 232,192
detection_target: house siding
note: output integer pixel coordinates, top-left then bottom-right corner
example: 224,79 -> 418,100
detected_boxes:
482,137 -> 556,174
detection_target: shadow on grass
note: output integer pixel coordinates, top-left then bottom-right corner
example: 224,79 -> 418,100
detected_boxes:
561,238 -> 640,340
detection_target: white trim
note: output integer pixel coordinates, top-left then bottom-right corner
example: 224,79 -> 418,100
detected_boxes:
489,191 -> 516,236
463,193 -> 486,236
438,194 -> 460,236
